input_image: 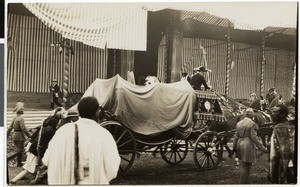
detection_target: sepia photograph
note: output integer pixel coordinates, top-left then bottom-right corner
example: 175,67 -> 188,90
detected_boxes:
6,1 -> 297,185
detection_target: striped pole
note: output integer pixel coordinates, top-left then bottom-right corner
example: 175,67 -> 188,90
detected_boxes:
225,21 -> 231,97
63,39 -> 70,107
164,31 -> 168,83
292,62 -> 296,97
260,34 -> 266,97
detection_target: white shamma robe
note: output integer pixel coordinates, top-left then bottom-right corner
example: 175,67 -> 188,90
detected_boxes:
43,118 -> 121,185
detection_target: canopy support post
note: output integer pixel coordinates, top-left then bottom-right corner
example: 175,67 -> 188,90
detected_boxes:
168,10 -> 183,83
225,20 -> 232,97
63,39 -> 70,108
260,32 -> 266,97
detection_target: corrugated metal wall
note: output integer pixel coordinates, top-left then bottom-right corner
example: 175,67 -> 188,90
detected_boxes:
230,43 -> 261,99
171,38 -> 295,100
264,48 -> 295,100
181,38 -> 227,94
7,13 -> 108,94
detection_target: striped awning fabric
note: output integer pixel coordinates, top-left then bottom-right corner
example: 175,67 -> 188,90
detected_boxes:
181,11 -> 234,28
263,27 -> 296,36
180,11 -> 296,36
23,3 -> 148,51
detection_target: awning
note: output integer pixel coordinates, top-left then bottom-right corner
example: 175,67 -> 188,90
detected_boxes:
24,3 -> 148,51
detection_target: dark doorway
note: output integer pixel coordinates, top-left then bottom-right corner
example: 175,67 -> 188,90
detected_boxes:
134,10 -> 173,85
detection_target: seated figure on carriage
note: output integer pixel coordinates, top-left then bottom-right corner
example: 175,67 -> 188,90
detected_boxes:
266,87 -> 280,110
190,66 -> 211,91
249,93 -> 261,111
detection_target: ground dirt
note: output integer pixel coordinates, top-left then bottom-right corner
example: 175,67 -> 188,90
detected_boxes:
7,141 -> 272,185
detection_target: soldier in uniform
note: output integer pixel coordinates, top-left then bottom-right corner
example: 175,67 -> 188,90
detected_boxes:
7,102 -> 31,167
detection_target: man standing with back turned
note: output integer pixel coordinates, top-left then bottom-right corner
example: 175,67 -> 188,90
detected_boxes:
43,96 -> 120,185
233,108 -> 268,184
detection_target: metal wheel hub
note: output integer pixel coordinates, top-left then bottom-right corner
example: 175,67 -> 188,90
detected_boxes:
171,144 -> 180,151
206,147 -> 216,155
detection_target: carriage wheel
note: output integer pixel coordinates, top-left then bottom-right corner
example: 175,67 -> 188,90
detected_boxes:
160,137 -> 188,165
193,131 -> 223,170
100,121 -> 137,178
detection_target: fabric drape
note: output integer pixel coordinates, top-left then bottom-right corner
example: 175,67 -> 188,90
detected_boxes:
70,75 -> 195,135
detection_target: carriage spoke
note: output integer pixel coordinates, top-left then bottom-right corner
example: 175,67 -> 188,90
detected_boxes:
197,152 -> 206,162
204,141 -> 208,147
120,155 -> 131,163
112,125 -> 118,139
210,137 -> 217,146
116,131 -> 127,144
207,155 -> 210,167
213,154 -> 220,159
177,148 -> 186,153
164,145 -> 173,149
211,140 -> 221,148
201,156 -> 208,168
176,151 -> 183,160
196,143 -> 205,148
119,166 -> 124,172
118,138 -> 133,148
174,151 -> 177,162
209,155 -> 215,166
163,149 -> 172,157
168,152 -> 174,162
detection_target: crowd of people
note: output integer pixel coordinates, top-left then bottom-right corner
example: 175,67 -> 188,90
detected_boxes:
7,97 -> 120,185
181,66 -> 295,184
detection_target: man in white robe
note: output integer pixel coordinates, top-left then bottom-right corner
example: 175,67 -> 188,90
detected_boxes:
43,97 -> 120,185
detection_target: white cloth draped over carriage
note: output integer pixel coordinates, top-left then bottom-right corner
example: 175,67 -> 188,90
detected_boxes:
70,75 -> 226,138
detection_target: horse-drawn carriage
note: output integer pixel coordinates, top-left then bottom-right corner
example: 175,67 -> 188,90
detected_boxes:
70,75 -> 231,177
71,75 -> 295,182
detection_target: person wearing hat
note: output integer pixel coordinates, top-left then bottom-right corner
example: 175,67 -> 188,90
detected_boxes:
50,79 -> 62,109
249,93 -> 261,111
56,109 -> 79,130
233,108 -> 268,183
7,102 -> 31,167
190,66 -> 211,91
266,87 -> 280,110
